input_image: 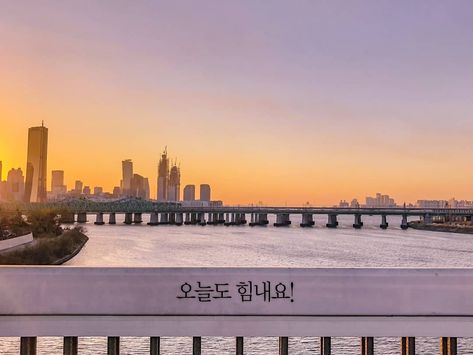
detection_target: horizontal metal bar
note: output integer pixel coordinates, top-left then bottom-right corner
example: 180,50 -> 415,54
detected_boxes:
2,316 -> 473,337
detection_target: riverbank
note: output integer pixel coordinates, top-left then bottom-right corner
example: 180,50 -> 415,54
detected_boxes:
0,229 -> 88,265
409,221 -> 473,235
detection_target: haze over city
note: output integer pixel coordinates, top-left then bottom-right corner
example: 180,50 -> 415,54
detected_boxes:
2,1 -> 473,205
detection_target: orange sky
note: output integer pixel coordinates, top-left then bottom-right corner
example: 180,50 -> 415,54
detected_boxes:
1,2 -> 473,205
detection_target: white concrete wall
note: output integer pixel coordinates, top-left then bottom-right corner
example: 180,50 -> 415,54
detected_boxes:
0,233 -> 33,252
0,268 -> 473,337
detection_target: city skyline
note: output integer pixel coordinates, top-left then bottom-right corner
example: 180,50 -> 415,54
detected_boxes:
1,2 -> 473,205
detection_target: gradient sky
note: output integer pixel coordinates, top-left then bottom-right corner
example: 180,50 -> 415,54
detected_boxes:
1,1 -> 473,205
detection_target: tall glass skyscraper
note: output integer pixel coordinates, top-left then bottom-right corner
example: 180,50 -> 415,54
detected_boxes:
24,123 -> 48,202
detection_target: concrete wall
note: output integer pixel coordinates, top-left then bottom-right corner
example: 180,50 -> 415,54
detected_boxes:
0,267 -> 473,337
0,233 -> 33,252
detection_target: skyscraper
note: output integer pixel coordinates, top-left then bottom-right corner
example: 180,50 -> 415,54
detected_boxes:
157,148 -> 169,201
51,170 -> 66,199
24,123 -> 48,202
131,174 -> 150,200
183,185 -> 196,201
0,161 -> 2,181
122,159 -> 133,196
168,163 -> 181,202
6,168 -> 25,202
74,180 -> 83,194
200,184 -> 211,202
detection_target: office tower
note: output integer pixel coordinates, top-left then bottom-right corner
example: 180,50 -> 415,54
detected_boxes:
122,159 -> 133,196
0,161 -> 2,181
74,180 -> 83,194
131,174 -> 150,200
83,186 -> 91,195
200,184 -> 211,202
24,123 -> 48,202
6,168 -> 25,202
167,164 -> 181,202
183,185 -> 196,201
157,148 -> 169,201
112,186 -> 121,198
94,187 -> 103,195
51,170 -> 66,198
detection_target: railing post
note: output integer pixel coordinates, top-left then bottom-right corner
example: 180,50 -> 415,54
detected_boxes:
63,337 -> 78,355
20,337 -> 37,355
401,337 -> 415,355
320,337 -> 331,355
361,337 -> 374,355
150,337 -> 160,355
236,337 -> 244,355
279,337 -> 289,355
107,337 -> 120,355
440,337 -> 457,355
193,336 -> 201,355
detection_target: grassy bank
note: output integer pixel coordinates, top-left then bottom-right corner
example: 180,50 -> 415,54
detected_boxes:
409,221 -> 473,235
0,228 -> 88,265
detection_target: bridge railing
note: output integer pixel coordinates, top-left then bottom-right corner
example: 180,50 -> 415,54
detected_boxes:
0,267 -> 472,354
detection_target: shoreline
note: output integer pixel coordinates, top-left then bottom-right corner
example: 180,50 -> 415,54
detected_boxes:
0,230 -> 89,265
408,221 -> 473,235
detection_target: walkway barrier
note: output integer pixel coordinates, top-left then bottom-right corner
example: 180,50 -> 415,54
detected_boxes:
0,267 -> 471,354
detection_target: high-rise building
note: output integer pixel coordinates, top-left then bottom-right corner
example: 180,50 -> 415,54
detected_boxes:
200,184 -> 211,202
6,168 -> 25,202
51,170 -> 67,199
157,148 -> 169,201
122,159 -> 133,196
74,180 -> 83,194
94,187 -> 103,195
131,174 -> 150,200
183,185 -> 195,201
24,123 -> 48,202
83,186 -> 91,195
167,164 -> 181,202
0,161 -> 2,181
112,186 -> 121,198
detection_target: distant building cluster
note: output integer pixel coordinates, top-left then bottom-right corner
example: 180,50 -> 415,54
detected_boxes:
416,198 -> 473,208
0,124 -> 222,205
365,193 -> 396,208
338,193 -> 396,208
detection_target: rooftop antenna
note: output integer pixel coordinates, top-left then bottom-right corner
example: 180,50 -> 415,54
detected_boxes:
41,120 -> 44,127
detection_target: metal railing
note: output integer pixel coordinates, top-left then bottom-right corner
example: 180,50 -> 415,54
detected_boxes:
1,267 -> 471,355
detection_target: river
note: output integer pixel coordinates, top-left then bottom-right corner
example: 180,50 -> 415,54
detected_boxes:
1,214 -> 473,354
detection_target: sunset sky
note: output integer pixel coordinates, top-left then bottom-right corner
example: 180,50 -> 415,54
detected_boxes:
1,1 -> 473,205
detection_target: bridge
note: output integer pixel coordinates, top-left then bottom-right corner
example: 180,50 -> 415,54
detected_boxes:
0,266 -> 468,355
1,197 -> 472,229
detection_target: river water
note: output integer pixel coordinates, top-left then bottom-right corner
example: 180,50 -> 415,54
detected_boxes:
2,214 -> 473,354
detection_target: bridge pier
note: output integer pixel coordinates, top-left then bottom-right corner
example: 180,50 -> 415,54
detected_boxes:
225,213 -> 235,226
218,213 -> 225,224
274,213 -> 291,227
249,213 -> 268,226
300,213 -> 314,227
148,212 -> 159,226
198,212 -> 206,226
77,213 -> 87,224
401,214 -> 409,230
207,213 -> 214,225
326,214 -> 338,228
237,213 -> 247,225
423,213 -> 433,224
133,213 -> 143,224
169,213 -> 176,225
353,214 -> 363,229
160,213 -> 169,225
94,212 -> 105,225
380,215 -> 388,229
184,213 -> 191,225
175,213 -> 183,226
59,212 -> 75,224
124,213 -> 133,225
